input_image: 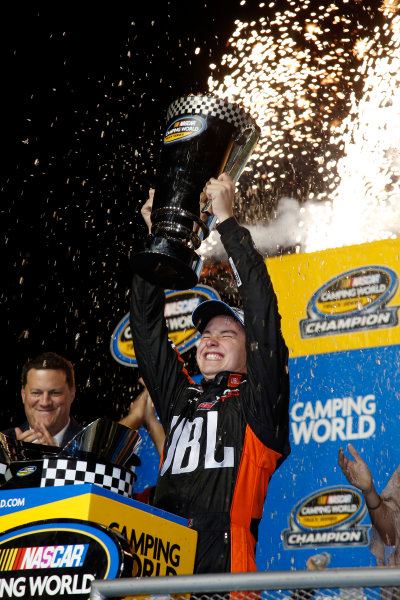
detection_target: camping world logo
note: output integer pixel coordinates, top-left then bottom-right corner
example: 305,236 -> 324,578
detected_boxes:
300,266 -> 399,338
282,486 -> 369,549
163,116 -> 206,145
0,519 -> 132,600
110,284 -> 220,367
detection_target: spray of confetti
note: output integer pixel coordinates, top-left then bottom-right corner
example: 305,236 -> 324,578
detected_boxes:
199,0 -> 400,258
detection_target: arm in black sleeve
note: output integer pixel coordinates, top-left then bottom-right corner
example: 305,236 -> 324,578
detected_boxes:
217,216 -> 290,460
130,274 -> 192,429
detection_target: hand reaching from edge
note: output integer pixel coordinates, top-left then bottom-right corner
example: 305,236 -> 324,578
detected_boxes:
119,378 -> 165,456
338,443 -> 373,493
339,446 -> 395,546
141,189 -> 154,234
119,387 -> 150,431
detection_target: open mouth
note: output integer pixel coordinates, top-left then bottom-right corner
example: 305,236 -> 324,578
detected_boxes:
204,353 -> 223,361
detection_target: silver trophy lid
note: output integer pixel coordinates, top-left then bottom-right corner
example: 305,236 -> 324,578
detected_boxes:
59,417 -> 142,467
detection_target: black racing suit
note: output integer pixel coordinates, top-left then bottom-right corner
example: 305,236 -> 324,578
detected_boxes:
130,216 -> 290,574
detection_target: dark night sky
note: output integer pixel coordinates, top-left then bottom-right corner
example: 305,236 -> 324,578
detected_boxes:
0,1 -> 387,428
1,4 -> 253,428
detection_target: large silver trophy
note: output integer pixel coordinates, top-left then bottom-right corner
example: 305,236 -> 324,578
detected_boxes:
131,94 -> 260,290
0,419 -> 142,497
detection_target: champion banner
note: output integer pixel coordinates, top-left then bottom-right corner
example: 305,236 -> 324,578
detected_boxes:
258,237 -> 400,570
133,238 -> 400,571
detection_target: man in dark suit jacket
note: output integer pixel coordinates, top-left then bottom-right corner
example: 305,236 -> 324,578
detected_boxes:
3,352 -> 82,447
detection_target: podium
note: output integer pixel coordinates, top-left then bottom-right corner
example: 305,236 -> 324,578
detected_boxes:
0,424 -> 197,600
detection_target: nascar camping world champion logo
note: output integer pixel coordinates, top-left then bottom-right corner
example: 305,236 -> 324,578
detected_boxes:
300,266 -> 399,339
110,285 -> 220,367
163,116 -> 206,145
283,486 -> 369,549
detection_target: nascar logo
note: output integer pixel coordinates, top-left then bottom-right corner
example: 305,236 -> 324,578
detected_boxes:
0,544 -> 88,570
163,116 -> 206,144
294,489 -> 362,529
16,466 -> 37,477
282,486 -> 369,549
110,284 -> 220,367
300,266 -> 399,338
0,519 -> 132,599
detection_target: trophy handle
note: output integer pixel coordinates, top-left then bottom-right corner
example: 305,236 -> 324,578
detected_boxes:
223,123 -> 260,183
200,123 -> 260,230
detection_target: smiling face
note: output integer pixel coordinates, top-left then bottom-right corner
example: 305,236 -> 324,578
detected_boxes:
196,314 -> 247,380
21,369 -> 76,436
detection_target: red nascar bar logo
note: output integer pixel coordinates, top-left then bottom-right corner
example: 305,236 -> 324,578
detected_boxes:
1,544 -> 88,570
300,266 -> 399,338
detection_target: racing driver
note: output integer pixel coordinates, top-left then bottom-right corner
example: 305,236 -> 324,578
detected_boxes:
130,173 -> 290,574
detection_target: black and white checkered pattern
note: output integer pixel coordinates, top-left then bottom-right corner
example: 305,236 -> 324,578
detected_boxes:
166,95 -> 257,130
41,458 -> 135,498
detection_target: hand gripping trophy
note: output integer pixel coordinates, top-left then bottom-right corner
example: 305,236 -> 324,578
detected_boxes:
131,94 -> 260,290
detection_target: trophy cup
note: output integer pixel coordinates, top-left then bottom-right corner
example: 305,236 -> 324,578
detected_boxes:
131,94 -> 260,290
0,420 -> 142,496
59,417 -> 142,468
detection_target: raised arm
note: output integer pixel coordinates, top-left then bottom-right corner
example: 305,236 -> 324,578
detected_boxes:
130,193 -> 192,429
119,381 -> 165,456
205,173 -> 290,459
338,444 -> 396,545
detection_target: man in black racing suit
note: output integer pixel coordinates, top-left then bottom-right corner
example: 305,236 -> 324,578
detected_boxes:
130,173 -> 290,574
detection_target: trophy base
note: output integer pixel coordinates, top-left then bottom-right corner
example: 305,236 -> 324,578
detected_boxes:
131,236 -> 202,290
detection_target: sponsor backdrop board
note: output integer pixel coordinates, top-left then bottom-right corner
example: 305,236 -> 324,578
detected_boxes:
0,519 -> 132,600
118,237 -> 400,572
258,237 -> 400,571
257,343 -> 400,570
266,237 -> 400,358
0,483 -> 197,598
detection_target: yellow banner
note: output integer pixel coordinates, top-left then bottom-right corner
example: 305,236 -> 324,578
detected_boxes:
266,238 -> 400,357
0,488 -> 197,577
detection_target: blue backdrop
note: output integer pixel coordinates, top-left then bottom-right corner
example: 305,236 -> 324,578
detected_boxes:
134,343 -> 400,571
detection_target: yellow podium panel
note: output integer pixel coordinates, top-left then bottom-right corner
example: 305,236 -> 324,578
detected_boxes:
0,484 -> 197,578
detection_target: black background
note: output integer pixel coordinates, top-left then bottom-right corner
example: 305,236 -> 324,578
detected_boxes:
1,4 -> 249,428
1,2 -> 386,428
